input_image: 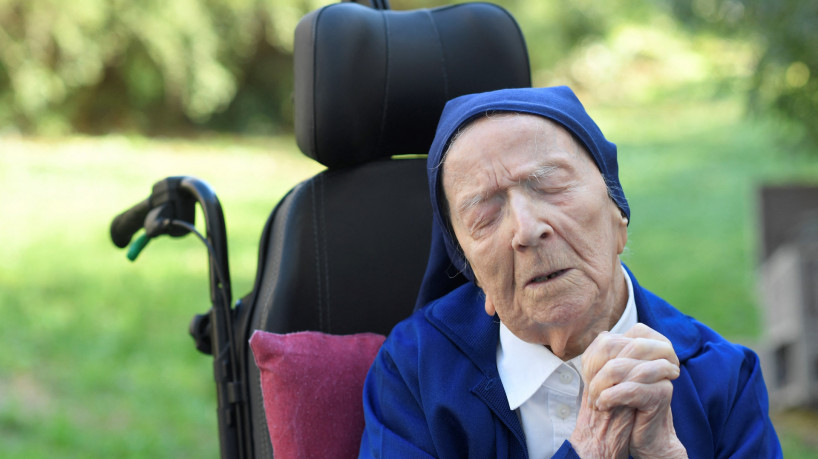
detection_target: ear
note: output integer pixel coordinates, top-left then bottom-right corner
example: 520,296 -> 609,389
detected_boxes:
608,203 -> 629,254
616,211 -> 629,255
484,294 -> 496,317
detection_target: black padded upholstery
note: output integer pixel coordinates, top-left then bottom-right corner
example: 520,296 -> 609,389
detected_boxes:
240,2 -> 530,456
295,2 -> 531,168
252,158 -> 433,336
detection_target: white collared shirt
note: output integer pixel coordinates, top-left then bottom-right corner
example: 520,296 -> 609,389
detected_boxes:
496,266 -> 638,459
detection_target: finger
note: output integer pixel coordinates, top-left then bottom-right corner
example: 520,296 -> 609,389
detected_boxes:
623,323 -> 669,342
583,326 -> 680,382
588,358 -> 680,405
624,358 -> 680,384
587,357 -> 641,404
617,337 -> 680,367
623,324 -> 678,365
581,332 -> 630,381
583,333 -> 679,384
595,379 -> 674,412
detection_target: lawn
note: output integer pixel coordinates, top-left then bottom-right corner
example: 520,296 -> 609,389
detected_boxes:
2,95 -> 817,456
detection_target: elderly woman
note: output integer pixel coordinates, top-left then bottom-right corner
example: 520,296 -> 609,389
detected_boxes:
359,86 -> 781,458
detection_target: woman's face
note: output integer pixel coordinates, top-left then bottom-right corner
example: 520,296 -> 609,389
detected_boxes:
442,114 -> 629,358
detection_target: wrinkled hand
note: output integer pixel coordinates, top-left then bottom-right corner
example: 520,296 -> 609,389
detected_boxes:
570,324 -> 687,458
568,384 -> 634,459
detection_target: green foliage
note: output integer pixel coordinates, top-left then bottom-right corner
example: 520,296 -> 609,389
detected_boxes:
397,0 -> 659,86
0,0 -> 332,134
669,0 -> 818,146
1,0 -> 816,137
501,0 -> 658,81
0,0 -> 675,134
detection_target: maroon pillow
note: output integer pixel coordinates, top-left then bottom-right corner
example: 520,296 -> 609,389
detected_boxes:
249,330 -> 385,459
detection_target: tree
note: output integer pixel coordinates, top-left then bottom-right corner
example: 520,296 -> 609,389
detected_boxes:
0,0 -> 330,134
670,0 -> 818,146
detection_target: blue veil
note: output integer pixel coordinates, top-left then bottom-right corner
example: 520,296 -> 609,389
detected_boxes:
415,86 -> 629,309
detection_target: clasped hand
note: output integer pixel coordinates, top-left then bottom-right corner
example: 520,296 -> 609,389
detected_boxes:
568,324 -> 687,458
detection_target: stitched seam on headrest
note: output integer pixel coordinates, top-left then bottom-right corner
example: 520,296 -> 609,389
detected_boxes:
311,176 -> 325,331
308,7 -> 324,162
374,12 -> 390,156
425,9 -> 449,102
318,174 -> 331,332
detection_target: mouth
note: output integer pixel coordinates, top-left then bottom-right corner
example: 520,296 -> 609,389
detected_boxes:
528,268 -> 569,285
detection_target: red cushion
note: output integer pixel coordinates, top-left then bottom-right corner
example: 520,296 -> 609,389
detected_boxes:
249,330 -> 385,458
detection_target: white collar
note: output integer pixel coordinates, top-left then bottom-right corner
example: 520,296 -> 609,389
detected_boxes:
497,265 -> 638,410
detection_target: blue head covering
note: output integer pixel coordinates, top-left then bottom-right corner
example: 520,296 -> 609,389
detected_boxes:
415,86 -> 629,308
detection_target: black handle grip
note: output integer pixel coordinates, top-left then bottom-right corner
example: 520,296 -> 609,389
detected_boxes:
110,198 -> 150,248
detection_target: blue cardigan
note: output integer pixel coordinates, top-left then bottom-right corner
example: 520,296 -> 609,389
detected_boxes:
359,267 -> 781,458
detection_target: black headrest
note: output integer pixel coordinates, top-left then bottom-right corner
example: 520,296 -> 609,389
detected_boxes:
294,2 -> 531,169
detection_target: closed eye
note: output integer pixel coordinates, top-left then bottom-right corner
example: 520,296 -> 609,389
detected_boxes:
465,200 -> 502,237
529,164 -> 559,182
531,182 -> 570,195
527,164 -> 575,196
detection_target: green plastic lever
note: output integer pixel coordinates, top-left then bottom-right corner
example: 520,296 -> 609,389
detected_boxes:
127,233 -> 151,261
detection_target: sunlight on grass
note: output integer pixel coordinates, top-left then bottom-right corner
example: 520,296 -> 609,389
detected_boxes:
1,135 -> 322,457
2,98 -> 817,456
593,98 -> 818,341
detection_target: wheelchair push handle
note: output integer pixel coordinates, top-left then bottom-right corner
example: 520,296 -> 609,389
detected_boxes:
109,177 -> 198,257
109,176 -> 248,458
110,197 -> 151,249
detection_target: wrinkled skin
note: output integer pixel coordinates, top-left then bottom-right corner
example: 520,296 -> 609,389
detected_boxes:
443,114 -> 687,457
572,324 -> 687,458
443,114 -> 629,360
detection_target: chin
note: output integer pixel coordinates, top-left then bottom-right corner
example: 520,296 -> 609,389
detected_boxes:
530,300 -> 591,327
523,280 -> 595,317
507,295 -> 596,342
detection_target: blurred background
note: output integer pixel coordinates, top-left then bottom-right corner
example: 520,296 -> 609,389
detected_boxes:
2,0 -> 817,456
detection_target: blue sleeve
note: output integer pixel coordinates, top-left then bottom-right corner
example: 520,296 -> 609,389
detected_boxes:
715,346 -> 782,458
553,441 -> 581,458
676,333 -> 783,458
359,345 -> 437,458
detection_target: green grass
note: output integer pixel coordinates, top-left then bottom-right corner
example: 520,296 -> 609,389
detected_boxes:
595,98 -> 818,342
1,136 -> 323,457
1,97 -> 817,456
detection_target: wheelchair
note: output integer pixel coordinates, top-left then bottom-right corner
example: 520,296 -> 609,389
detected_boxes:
110,0 -> 530,456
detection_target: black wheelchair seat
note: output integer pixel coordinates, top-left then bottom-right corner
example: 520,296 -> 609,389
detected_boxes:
240,2 -> 531,456
111,2 -> 530,457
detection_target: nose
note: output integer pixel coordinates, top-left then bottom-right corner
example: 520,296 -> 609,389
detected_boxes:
509,191 -> 551,250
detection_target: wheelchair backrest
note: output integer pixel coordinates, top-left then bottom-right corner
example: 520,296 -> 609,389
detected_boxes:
241,2 -> 530,456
